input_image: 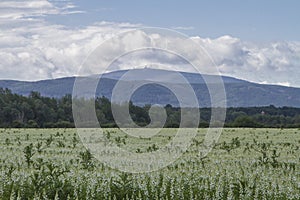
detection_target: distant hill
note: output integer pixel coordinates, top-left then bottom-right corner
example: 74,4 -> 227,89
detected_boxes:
0,68 -> 299,107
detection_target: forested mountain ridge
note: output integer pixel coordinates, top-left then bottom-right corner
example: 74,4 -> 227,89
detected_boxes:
0,68 -> 299,107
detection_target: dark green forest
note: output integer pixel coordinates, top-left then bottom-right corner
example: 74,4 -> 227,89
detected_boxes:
1,88 -> 300,128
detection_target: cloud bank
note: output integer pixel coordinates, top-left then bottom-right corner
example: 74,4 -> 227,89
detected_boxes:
0,0 -> 300,88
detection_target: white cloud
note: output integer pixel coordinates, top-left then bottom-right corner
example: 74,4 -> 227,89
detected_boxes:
0,0 -> 300,88
0,1 -> 54,20
259,81 -> 291,87
171,26 -> 194,31
0,1 -> 53,9
0,0 -> 82,21
191,36 -> 300,87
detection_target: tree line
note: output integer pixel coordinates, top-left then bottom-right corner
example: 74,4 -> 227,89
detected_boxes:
0,88 -> 300,128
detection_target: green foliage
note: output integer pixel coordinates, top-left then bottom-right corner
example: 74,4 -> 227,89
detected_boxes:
45,134 -> 53,147
219,137 -> 241,152
110,173 -> 134,199
23,143 -> 35,167
35,141 -> 43,153
1,88 -> 300,128
79,149 -> 94,170
72,134 -> 79,148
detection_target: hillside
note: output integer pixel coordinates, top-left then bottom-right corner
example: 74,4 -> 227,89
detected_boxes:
0,68 -> 299,107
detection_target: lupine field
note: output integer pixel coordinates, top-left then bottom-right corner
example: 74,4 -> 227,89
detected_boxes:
0,128 -> 299,199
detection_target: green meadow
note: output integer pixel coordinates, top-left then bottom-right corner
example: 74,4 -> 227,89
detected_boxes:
0,128 -> 299,199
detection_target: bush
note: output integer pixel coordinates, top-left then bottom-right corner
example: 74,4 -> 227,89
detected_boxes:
26,120 -> 39,128
233,116 -> 263,128
12,120 -> 24,128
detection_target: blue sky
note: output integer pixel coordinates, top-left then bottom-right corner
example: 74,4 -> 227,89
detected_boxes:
0,0 -> 300,87
48,0 -> 300,41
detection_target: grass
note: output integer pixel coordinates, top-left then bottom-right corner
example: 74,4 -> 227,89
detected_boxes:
0,128 -> 299,199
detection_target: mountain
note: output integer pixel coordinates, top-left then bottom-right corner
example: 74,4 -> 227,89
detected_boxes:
0,68 -> 299,107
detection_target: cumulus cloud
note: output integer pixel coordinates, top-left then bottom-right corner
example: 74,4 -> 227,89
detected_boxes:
191,36 -> 300,87
0,0 -> 300,88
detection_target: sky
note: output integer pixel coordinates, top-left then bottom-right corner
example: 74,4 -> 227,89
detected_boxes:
52,0 -> 300,41
0,0 -> 300,87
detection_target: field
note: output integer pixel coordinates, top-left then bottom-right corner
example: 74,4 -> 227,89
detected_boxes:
0,128 -> 299,199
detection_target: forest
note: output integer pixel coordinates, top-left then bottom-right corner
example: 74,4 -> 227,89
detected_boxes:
1,88 -> 300,128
